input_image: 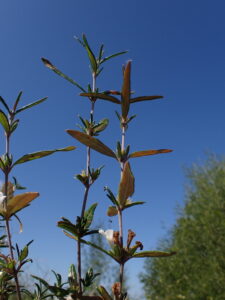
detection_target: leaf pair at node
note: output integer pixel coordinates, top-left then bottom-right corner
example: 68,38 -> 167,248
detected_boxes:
42,34 -> 127,94
58,203 -> 98,239
0,92 -> 47,136
80,61 -> 163,121
67,130 -> 172,162
77,116 -> 109,137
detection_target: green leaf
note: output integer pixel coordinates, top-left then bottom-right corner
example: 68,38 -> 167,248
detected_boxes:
121,61 -> 131,118
130,95 -> 163,103
80,93 -> 120,104
93,119 -> 109,134
15,97 -> 48,114
67,130 -> 116,158
98,44 -> 104,62
19,245 -> 28,262
118,162 -> 135,208
133,251 -> 176,258
97,286 -> 113,300
100,51 -> 128,64
0,110 -> 10,132
82,34 -> 98,73
10,119 -> 19,133
0,96 -> 10,113
41,58 -> 86,92
107,206 -> 118,217
104,187 -> 119,207
84,203 -> 98,230
13,146 -> 76,166
13,91 -> 23,112
57,218 -> 79,237
123,201 -> 145,210
129,149 -> 173,158
64,233 -> 117,261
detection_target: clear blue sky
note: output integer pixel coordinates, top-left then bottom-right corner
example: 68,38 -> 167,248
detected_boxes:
0,0 -> 224,296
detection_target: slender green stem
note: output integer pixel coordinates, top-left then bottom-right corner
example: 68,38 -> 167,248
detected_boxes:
4,132 -> 22,300
76,72 -> 97,296
118,124 -> 126,295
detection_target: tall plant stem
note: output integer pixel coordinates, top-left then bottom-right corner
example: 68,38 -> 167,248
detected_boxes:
118,124 -> 126,294
77,72 -> 96,296
4,134 -> 22,300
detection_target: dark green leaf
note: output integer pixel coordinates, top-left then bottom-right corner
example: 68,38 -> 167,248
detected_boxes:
73,236 -> 117,261
82,34 -> 98,73
84,203 -> 98,230
19,245 -> 28,261
12,91 -> 23,113
15,97 -> 47,114
100,51 -> 128,64
98,44 -> 104,62
80,93 -> 120,104
13,146 -> 75,166
130,95 -> 163,103
104,186 -> 119,206
10,120 -> 19,133
0,110 -> 10,132
41,58 -> 86,92
123,201 -> 145,210
67,130 -> 116,158
129,149 -> 173,158
133,251 -> 176,258
0,96 -> 10,113
57,219 -> 79,237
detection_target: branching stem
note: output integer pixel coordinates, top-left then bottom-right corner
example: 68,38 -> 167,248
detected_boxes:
4,131 -> 22,300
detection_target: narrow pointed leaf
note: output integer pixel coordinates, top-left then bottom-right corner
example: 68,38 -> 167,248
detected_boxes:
133,251 -> 176,258
15,97 -> 48,114
0,96 -> 10,113
97,286 -> 113,300
123,201 -> 145,210
93,119 -> 109,134
100,51 -> 128,64
80,93 -> 120,104
82,34 -> 98,72
13,146 -> 75,166
118,162 -> 134,208
130,95 -> 163,103
63,233 -> 116,261
129,149 -> 172,158
98,44 -> 104,62
57,220 -> 79,237
13,91 -> 23,112
41,58 -> 86,92
0,110 -> 10,132
84,203 -> 98,229
121,61 -> 131,118
67,130 -> 116,158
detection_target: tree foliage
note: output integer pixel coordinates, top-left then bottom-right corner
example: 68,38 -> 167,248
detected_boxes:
140,155 -> 225,300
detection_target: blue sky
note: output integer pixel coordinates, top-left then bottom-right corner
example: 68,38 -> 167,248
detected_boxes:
0,0 -> 225,296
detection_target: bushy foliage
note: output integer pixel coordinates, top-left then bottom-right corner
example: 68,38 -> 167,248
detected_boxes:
140,155 -> 225,300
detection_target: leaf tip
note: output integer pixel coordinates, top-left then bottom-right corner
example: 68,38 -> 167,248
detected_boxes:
41,58 -> 55,70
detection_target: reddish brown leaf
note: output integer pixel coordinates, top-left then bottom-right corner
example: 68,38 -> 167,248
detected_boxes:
129,149 -> 173,158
